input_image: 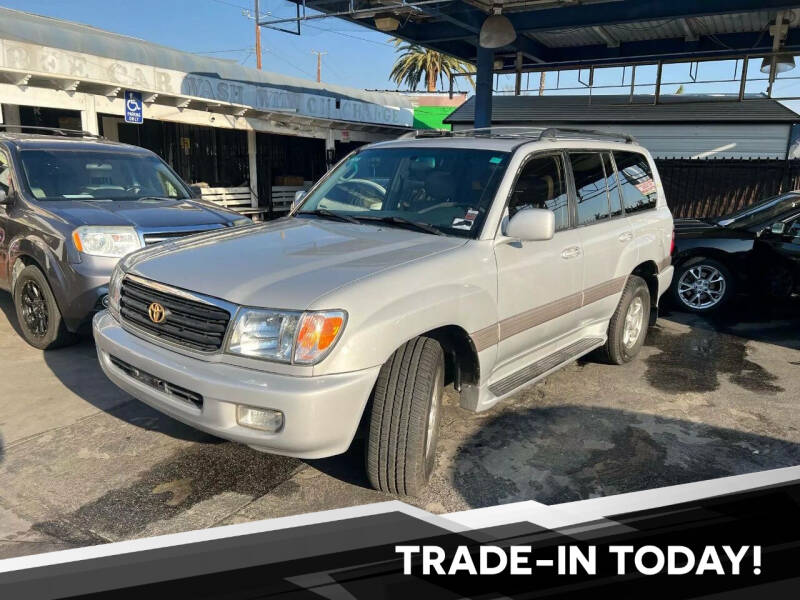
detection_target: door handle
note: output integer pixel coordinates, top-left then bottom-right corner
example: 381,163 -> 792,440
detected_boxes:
561,246 -> 581,259
618,232 -> 634,243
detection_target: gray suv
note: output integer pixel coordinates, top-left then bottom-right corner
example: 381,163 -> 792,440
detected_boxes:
94,128 -> 674,495
0,127 -> 250,349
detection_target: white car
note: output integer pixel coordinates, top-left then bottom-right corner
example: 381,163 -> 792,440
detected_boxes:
94,127 -> 674,495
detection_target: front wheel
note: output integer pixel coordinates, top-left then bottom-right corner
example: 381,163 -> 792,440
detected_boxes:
366,336 -> 444,496
671,257 -> 733,313
13,265 -> 78,350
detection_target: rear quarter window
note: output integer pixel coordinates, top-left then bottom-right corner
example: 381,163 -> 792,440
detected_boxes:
614,150 -> 657,214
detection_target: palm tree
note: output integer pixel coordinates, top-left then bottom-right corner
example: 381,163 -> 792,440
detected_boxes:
389,38 -> 475,92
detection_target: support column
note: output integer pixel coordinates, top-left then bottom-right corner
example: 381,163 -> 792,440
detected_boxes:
475,46 -> 494,129
247,129 -> 258,208
0,103 -> 21,126
81,95 -> 99,135
325,129 -> 335,170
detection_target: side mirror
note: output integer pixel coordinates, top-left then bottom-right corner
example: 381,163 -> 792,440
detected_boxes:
505,208 -> 555,241
771,222 -> 786,235
293,190 -> 307,209
188,185 -> 203,199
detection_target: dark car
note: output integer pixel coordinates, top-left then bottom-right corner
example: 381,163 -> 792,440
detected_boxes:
670,191 -> 800,312
0,127 -> 251,349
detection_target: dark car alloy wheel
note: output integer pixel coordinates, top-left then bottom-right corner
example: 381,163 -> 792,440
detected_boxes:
20,280 -> 49,337
676,264 -> 727,310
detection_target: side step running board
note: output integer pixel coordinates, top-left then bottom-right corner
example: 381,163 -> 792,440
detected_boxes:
488,337 -> 605,397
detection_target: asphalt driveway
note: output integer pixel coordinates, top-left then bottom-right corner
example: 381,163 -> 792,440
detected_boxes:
1,292 -> 799,558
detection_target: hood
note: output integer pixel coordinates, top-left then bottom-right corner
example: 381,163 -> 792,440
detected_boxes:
39,198 -> 235,228
126,217 -> 466,309
673,218 -> 756,240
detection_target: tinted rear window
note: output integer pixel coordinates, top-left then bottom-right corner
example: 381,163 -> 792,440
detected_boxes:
614,151 -> 657,213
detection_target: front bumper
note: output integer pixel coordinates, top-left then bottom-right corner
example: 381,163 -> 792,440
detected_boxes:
93,311 -> 381,459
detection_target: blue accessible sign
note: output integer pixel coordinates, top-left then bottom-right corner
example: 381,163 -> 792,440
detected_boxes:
124,90 -> 143,124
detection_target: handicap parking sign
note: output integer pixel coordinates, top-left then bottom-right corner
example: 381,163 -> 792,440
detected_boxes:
124,90 -> 143,124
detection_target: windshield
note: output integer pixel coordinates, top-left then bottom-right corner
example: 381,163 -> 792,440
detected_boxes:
295,147 -> 510,237
18,149 -> 190,202
717,193 -> 800,229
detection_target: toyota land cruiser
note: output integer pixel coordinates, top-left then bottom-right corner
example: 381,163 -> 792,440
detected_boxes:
94,127 -> 674,495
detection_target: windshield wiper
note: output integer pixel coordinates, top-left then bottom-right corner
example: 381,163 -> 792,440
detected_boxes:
299,208 -> 360,224
355,215 -> 444,236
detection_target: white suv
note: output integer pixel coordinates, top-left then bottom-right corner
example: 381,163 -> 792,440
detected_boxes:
94,127 -> 674,495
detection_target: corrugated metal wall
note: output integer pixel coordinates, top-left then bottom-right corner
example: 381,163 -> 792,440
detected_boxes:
452,122 -> 792,159
595,123 -> 791,159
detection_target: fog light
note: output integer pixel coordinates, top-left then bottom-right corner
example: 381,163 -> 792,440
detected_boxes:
236,405 -> 284,432
100,294 -> 110,308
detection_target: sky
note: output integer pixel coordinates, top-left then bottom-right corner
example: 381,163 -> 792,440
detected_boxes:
0,0 -> 408,90
3,0 -> 800,106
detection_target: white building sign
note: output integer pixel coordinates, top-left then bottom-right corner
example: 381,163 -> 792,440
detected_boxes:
0,39 -> 413,128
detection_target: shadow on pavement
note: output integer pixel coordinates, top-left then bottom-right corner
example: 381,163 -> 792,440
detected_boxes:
0,291 -> 209,443
451,405 -> 800,509
660,295 -> 800,352
0,290 -> 23,338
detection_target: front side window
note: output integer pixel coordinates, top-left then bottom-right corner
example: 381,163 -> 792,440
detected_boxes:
296,147 -> 510,238
614,150 -> 657,214
508,154 -> 570,231
18,149 -> 190,201
570,152 -> 610,226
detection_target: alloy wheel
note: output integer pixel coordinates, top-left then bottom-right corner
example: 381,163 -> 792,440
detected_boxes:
623,296 -> 645,349
677,265 -> 726,310
20,280 -> 49,337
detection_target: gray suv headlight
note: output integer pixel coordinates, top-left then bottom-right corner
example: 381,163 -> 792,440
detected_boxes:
72,226 -> 142,258
227,309 -> 346,364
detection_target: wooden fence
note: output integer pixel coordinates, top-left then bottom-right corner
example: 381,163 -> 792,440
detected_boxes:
657,158 -> 800,219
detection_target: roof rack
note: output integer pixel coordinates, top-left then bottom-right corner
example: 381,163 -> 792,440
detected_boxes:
0,125 -> 103,139
399,126 -> 636,144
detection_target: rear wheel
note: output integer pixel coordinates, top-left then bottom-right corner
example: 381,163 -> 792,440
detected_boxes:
13,265 -> 78,350
600,275 -> 650,365
366,336 -> 444,496
671,257 -> 733,313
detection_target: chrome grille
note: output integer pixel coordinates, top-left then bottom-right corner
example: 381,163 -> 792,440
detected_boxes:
142,225 -> 224,246
120,278 -> 230,352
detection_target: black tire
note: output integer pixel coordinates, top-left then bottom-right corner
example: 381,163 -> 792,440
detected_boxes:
366,336 -> 444,496
670,257 -> 734,314
600,275 -> 650,365
13,265 -> 78,350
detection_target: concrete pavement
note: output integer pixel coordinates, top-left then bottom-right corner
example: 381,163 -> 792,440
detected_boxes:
1,292 -> 799,558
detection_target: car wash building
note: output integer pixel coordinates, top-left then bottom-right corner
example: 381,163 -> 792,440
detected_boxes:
0,7 -> 413,217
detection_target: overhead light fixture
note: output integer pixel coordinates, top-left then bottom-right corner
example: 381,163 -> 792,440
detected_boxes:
493,58 -> 504,70
760,53 -> 796,73
374,16 -> 400,32
479,5 -> 516,49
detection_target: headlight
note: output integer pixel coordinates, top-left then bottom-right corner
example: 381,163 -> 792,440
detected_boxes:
72,226 -> 142,258
108,264 -> 124,315
227,309 -> 346,364
228,309 -> 302,362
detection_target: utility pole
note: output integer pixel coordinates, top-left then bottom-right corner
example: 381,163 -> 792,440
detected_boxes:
254,0 -> 262,69
538,71 -> 546,96
311,50 -> 327,83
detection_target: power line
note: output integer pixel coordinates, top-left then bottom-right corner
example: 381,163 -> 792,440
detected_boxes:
206,0 -> 251,10
192,47 -> 253,54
